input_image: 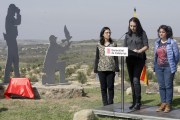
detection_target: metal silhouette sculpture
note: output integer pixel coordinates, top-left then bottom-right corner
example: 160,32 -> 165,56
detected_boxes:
3,4 -> 21,83
42,25 -> 72,85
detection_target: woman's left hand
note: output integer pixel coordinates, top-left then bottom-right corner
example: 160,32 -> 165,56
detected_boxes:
115,72 -> 119,76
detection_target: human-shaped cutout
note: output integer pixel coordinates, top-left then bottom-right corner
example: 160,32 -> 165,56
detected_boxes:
42,25 -> 72,85
3,4 -> 21,83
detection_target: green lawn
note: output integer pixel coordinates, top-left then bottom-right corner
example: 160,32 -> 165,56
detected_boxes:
0,88 -> 179,120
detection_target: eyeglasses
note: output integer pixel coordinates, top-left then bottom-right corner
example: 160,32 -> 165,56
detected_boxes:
104,32 -> 112,35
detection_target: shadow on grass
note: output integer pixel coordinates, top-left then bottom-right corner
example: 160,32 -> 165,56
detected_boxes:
82,90 -> 90,98
141,99 -> 154,105
82,92 -> 89,98
171,98 -> 180,108
0,108 -> 8,112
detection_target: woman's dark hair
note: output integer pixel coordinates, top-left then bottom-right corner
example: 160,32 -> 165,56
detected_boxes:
100,27 -> 112,45
157,25 -> 171,39
167,26 -> 173,39
128,17 -> 144,37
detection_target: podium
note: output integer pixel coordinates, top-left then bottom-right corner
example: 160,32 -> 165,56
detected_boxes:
105,47 -> 131,113
4,78 -> 34,99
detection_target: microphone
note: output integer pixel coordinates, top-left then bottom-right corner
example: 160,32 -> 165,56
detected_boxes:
117,32 -> 128,41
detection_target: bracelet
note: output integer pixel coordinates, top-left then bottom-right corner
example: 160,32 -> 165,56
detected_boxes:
139,50 -> 142,53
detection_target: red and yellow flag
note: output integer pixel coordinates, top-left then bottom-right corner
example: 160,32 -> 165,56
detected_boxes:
134,8 -> 149,87
140,65 -> 149,87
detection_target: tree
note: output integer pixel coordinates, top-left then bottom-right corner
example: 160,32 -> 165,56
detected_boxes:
76,71 -> 87,84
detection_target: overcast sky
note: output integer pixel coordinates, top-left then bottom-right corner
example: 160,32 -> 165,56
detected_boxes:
0,0 -> 179,41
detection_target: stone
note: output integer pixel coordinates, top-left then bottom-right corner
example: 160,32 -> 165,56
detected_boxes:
126,87 -> 132,95
0,83 -> 8,98
146,83 -> 159,94
73,109 -> 94,120
0,82 -> 84,99
178,87 -> 180,93
114,82 -> 131,91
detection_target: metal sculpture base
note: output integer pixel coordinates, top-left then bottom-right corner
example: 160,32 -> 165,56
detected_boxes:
93,102 -> 180,120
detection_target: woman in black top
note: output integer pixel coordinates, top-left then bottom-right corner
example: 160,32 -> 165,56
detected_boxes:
124,17 -> 149,110
94,27 -> 120,106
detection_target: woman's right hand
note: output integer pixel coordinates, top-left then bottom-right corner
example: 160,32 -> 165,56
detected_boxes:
94,73 -> 98,78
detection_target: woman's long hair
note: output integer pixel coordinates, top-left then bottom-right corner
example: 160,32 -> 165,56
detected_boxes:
100,27 -> 113,45
167,26 -> 173,39
128,17 -> 144,37
157,25 -> 171,39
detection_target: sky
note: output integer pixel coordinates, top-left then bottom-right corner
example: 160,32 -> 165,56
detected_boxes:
0,0 -> 179,41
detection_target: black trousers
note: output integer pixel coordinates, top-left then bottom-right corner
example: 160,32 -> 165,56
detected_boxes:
98,71 -> 115,106
126,56 -> 145,102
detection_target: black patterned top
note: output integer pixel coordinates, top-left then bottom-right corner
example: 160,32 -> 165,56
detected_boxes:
94,41 -> 120,73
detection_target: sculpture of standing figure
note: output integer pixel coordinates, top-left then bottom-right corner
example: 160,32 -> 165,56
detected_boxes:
3,4 -> 21,83
42,25 -> 72,84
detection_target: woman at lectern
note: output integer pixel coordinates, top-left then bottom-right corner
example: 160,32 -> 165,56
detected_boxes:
154,25 -> 179,113
124,17 -> 149,110
94,27 -> 120,106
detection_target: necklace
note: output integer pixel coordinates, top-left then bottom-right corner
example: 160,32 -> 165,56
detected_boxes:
161,40 -> 167,44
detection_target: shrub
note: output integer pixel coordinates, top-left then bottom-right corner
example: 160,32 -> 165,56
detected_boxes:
37,62 -> 43,67
10,65 -> 14,72
20,68 -> 26,74
1,77 -> 4,83
21,73 -> 26,78
26,64 -> 31,71
65,68 -> 75,78
86,69 -> 92,76
29,72 -> 33,77
29,75 -> 38,82
147,70 -> 153,80
76,63 -> 81,69
174,72 -> 180,85
124,68 -> 130,83
65,63 -> 82,78
152,73 -> 158,83
34,69 -> 40,74
27,67 -> 31,71
32,64 -> 37,69
55,74 -> 59,83
76,71 -> 87,84
86,63 -> 94,76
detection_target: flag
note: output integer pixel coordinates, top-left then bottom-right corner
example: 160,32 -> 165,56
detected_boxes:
140,65 -> 149,87
134,7 -> 149,87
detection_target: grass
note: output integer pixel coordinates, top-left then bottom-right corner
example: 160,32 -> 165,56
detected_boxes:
0,88 -> 179,120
